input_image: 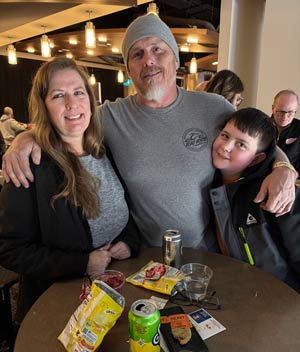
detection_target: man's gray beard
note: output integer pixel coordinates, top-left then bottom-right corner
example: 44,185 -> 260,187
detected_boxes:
141,81 -> 165,101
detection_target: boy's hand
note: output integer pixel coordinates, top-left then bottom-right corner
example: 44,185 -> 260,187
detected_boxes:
254,167 -> 296,216
2,130 -> 41,188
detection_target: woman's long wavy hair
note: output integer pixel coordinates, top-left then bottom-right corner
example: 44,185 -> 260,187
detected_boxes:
29,57 -> 104,218
205,69 -> 244,104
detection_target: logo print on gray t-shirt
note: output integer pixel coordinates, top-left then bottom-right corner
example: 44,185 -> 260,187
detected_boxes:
182,128 -> 208,151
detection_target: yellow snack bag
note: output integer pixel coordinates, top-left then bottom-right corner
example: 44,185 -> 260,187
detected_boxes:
58,280 -> 125,351
126,261 -> 183,295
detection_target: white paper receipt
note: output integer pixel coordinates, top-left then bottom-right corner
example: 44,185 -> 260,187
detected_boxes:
188,308 -> 226,340
149,296 -> 168,310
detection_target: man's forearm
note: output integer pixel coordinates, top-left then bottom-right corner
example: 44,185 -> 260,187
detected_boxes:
275,145 -> 289,162
274,145 -> 298,177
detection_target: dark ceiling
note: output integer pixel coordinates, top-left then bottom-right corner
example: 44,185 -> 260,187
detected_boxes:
1,0 -> 221,72
48,0 -> 221,69
51,0 -> 221,33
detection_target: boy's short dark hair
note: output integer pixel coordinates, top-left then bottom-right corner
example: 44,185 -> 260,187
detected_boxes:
224,108 -> 276,152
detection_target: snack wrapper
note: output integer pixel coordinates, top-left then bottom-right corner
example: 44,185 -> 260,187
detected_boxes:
126,261 -> 182,295
58,280 -> 125,351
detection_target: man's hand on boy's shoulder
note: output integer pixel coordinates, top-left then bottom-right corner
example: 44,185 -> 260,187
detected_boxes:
253,167 -> 297,216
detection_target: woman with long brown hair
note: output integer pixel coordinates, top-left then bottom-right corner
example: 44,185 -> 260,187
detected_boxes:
204,69 -> 244,109
0,58 -> 140,321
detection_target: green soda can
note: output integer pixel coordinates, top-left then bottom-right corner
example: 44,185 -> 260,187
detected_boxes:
128,299 -> 160,351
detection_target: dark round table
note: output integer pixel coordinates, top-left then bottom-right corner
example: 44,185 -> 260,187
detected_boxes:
14,248 -> 300,352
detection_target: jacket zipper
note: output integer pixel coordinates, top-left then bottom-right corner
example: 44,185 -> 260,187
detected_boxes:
238,227 -> 255,265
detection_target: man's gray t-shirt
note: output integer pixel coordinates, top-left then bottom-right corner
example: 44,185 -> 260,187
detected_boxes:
101,88 -> 234,249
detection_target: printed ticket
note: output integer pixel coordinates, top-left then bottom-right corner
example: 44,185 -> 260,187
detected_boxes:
188,308 -> 226,340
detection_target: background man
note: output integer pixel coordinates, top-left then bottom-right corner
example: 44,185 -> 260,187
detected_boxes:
271,90 -> 300,172
0,106 -> 28,148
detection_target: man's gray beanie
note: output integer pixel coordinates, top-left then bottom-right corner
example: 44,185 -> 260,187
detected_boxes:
122,13 -> 180,70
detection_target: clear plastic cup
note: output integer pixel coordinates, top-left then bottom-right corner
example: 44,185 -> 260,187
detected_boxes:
180,263 -> 213,301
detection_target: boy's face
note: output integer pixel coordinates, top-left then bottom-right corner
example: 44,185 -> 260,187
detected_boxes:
212,121 -> 264,180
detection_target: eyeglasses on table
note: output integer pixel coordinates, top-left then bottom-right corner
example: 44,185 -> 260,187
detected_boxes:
170,280 -> 221,310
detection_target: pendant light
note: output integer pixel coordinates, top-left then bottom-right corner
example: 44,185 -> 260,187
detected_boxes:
147,2 -> 159,16
117,69 -> 124,83
7,44 -> 17,65
41,26 -> 51,58
189,57 -> 197,74
90,73 -> 96,85
85,11 -> 96,49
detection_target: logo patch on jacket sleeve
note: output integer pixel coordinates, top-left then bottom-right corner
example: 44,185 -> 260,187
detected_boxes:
246,213 -> 258,225
285,138 -> 297,145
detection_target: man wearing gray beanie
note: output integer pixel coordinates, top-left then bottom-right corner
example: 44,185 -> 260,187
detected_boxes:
122,13 -> 180,69
4,13 -> 296,251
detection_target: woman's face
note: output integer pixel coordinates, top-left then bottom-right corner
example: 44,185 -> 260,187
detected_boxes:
45,68 -> 91,150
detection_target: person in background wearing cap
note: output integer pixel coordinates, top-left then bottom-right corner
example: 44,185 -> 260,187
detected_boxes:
0,106 -> 29,148
2,13 -> 297,251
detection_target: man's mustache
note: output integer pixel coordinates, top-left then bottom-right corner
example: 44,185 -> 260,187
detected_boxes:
141,66 -> 162,78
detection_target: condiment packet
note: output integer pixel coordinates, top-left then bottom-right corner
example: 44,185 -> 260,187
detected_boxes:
126,261 -> 182,295
149,296 -> 168,309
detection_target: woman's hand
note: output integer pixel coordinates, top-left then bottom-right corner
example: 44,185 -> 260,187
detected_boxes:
87,248 -> 111,280
109,241 -> 131,260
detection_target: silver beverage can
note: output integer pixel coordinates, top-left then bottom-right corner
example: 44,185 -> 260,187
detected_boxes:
163,229 -> 182,268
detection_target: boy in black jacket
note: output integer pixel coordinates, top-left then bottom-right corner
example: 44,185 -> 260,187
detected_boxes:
210,107 -> 300,290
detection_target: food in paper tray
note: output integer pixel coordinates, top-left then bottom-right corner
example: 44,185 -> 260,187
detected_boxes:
161,313 -> 192,345
171,327 -> 192,345
58,280 -> 125,352
126,261 -> 183,295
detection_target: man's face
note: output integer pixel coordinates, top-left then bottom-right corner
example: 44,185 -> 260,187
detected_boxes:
272,93 -> 298,128
127,37 -> 178,102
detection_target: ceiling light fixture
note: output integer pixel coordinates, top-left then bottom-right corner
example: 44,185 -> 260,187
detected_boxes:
147,2 -> 159,16
187,26 -> 198,44
27,47 -> 35,54
7,43 -> 17,65
117,69 -> 124,83
189,57 -> 197,74
90,73 -> 96,85
98,36 -> 107,43
69,39 -> 78,45
187,37 -> 198,44
85,11 -> 96,49
40,26 -> 51,58
212,61 -> 219,66
180,45 -> 189,52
